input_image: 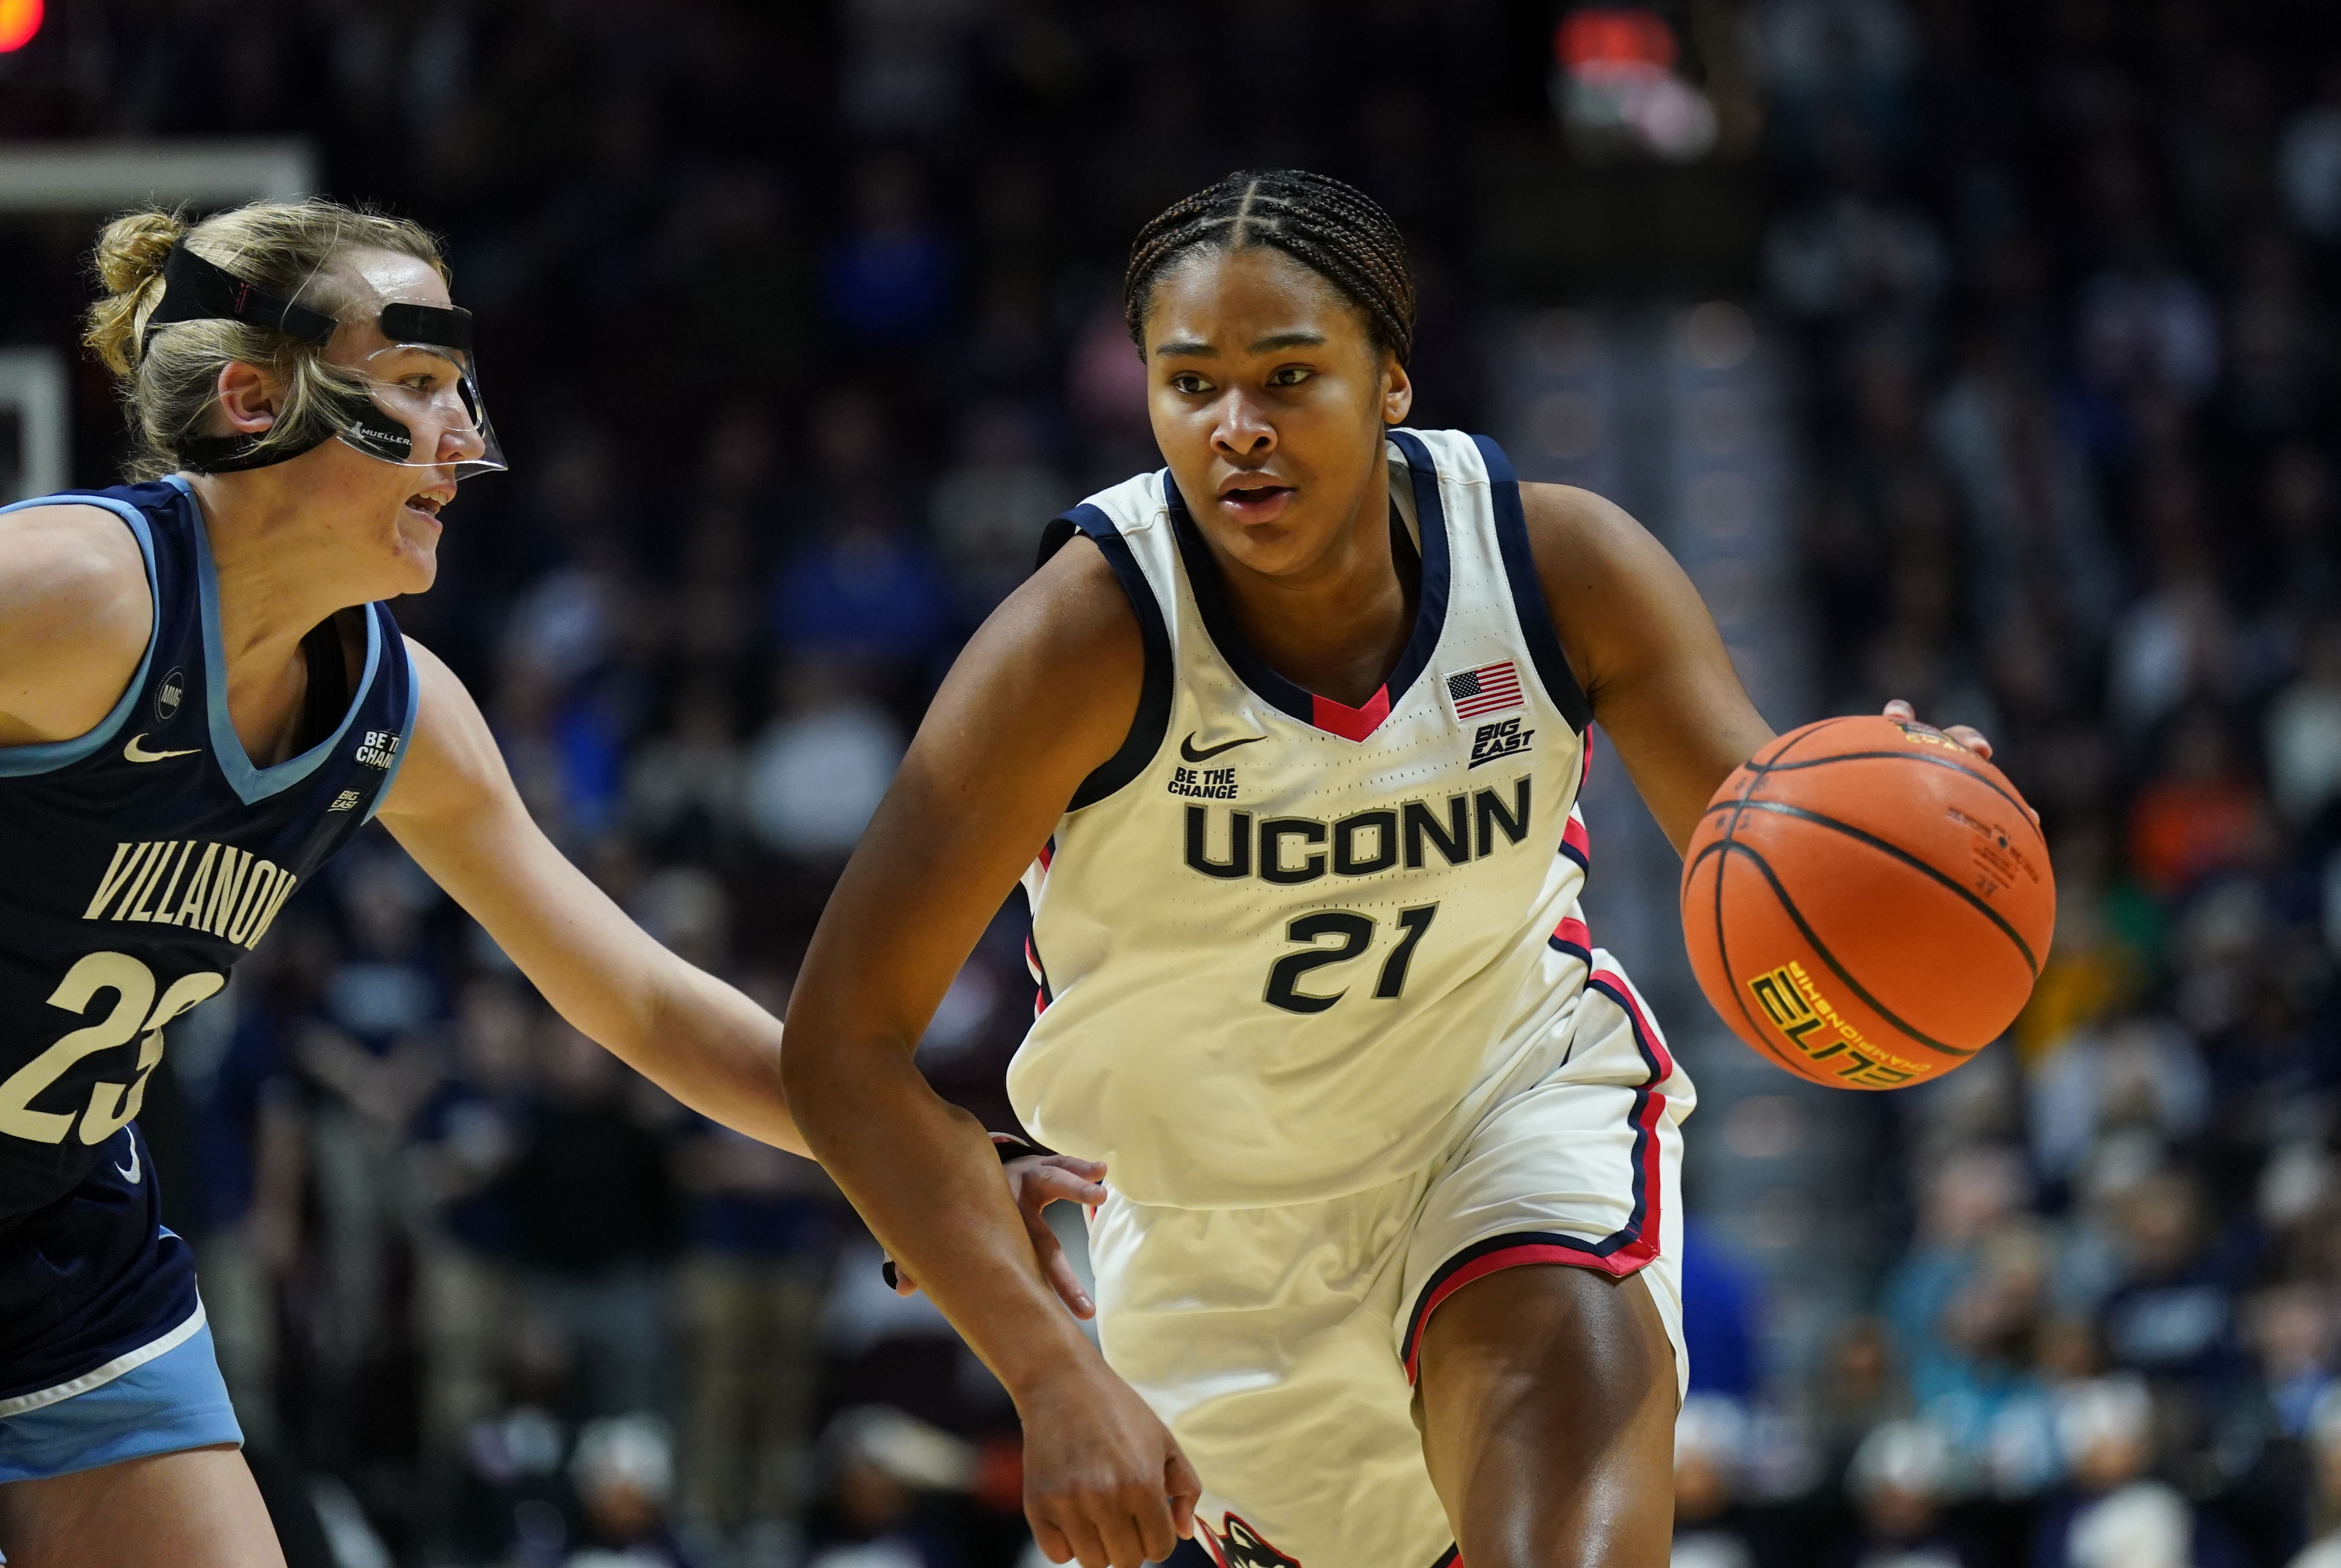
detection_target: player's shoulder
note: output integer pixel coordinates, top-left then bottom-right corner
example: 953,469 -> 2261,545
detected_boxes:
1516,481 -> 1645,551
0,502 -> 156,745
999,470 -> 1163,644
920,498 -> 1150,780
0,499 -> 147,577
396,633 -> 482,744
399,630 -> 453,683
373,634 -> 500,826
0,502 -> 152,652
1514,480 -> 1674,598
1000,518 -> 1147,671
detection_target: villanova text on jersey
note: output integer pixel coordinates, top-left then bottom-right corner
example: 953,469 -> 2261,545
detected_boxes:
0,476 -> 416,1207
82,839 -> 301,945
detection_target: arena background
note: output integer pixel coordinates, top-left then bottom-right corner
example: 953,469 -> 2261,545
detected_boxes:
5,2 -> 2341,1564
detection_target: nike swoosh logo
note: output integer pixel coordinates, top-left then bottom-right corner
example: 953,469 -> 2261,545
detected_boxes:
123,734 -> 200,764
1180,732 -> 1265,763
117,1139 -> 140,1185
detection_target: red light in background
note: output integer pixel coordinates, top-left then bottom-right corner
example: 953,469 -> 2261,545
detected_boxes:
1555,7 -> 1678,73
0,0 -> 42,53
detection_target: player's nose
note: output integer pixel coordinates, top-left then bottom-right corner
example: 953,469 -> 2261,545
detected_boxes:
1212,395 -> 1277,457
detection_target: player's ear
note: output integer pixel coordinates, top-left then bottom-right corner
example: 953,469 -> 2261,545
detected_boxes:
1382,351 -> 1413,426
211,360 -> 279,436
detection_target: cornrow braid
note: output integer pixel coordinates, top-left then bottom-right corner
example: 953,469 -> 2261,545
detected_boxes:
1122,169 -> 1416,365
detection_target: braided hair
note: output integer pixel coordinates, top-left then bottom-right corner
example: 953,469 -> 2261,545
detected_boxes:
1122,170 -> 1416,365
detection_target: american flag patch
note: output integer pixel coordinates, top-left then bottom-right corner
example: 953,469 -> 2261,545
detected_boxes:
1446,660 -> 1524,720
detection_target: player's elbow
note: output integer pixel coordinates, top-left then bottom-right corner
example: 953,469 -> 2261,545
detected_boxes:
776,1017 -> 846,1140
776,1005 -> 910,1159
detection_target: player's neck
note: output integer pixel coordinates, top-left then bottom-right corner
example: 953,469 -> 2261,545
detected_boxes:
1215,463 -> 1416,709
186,475 -> 370,765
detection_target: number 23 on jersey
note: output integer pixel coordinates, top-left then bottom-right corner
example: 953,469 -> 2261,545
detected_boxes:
0,953 -> 222,1146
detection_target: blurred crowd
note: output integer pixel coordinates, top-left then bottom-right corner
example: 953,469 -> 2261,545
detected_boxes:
1672,1 -> 2341,1566
5,0 -> 2341,1566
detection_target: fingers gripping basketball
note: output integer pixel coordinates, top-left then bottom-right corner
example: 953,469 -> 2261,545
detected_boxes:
1680,716 -> 2055,1090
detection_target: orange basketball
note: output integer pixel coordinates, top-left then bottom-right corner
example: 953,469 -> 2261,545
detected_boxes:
1679,715 -> 2055,1091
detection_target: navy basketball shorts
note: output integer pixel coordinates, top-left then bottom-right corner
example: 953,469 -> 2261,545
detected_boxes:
0,1125 -> 240,1485
1086,960 -> 1693,1568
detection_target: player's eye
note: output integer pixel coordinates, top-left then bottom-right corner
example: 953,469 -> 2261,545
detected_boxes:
1169,372 -> 1212,395
1269,365 -> 1313,386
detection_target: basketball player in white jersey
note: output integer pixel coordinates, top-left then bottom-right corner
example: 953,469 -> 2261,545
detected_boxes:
783,170 -> 1984,1568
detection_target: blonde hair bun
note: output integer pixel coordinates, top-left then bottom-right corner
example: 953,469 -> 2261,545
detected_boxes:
92,207 -> 188,296
85,208 -> 190,377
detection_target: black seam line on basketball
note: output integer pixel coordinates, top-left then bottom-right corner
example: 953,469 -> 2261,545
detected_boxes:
1713,799 -> 2039,979
1702,716 -> 1874,1079
1720,713 -> 1863,844
1689,837 -> 1820,1078
1761,713 -> 1864,767
1707,837 -> 1978,1058
1715,742 -> 1779,1058
1743,747 -> 2032,822
1718,714 -> 1854,838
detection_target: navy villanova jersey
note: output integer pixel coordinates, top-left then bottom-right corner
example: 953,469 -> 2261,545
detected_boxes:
0,475 -> 414,1401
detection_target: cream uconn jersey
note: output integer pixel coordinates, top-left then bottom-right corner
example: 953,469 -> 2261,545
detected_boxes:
1009,430 -> 1605,1210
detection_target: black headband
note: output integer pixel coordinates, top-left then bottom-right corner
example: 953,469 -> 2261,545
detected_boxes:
380,302 -> 472,353
139,247 -> 474,356
140,245 -> 337,351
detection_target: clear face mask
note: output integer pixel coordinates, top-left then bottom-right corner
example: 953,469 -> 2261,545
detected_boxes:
142,244 -> 509,481
331,303 -> 506,479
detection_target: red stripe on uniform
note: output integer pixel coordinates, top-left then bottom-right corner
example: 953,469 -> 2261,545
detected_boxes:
1025,936 -> 1051,1016
1402,1242 -> 1646,1381
1583,970 -> 1672,1268
1401,970 -> 1673,1383
1550,915 -> 1591,953
1592,967 -> 1675,1079
1561,813 -> 1591,867
1310,684 -> 1391,741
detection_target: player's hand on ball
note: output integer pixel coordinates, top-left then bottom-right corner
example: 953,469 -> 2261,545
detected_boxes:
1881,699 -> 2038,823
1019,1359 -> 1201,1568
886,1153 -> 1109,1319
1881,697 -> 1992,760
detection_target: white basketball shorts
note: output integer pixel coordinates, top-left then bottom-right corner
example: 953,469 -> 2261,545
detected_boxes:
1085,959 -> 1694,1568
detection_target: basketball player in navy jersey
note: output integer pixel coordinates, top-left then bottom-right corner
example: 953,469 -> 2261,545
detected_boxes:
785,172 -> 1991,1568
0,200 -> 1098,1568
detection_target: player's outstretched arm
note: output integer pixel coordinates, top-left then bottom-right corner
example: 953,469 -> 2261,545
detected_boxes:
376,638 -> 807,1157
1519,482 -> 1777,854
1518,485 -> 1999,847
783,541 -> 1200,1568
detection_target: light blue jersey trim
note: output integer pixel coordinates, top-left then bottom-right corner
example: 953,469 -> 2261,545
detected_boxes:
0,1314 -> 241,1484
181,477 -> 385,805
0,493 -> 161,777
362,629 -> 421,824
0,1302 -> 206,1419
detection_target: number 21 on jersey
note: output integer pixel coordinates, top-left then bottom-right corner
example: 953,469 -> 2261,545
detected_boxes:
1265,904 -> 1439,1014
